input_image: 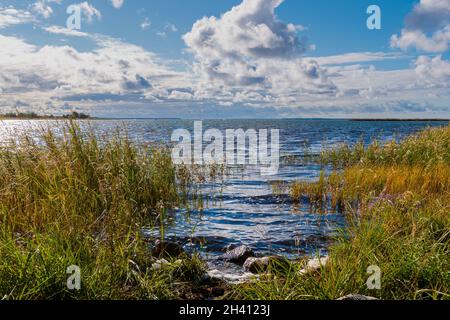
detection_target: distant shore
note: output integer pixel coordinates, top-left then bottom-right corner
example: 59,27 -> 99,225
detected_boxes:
348,118 -> 449,122
1,113 -> 448,122
0,111 -> 92,120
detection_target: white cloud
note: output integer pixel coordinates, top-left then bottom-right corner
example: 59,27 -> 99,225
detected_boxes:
0,0 -> 449,118
1,29 -> 448,117
44,25 -> 89,37
0,34 -> 190,113
184,0 -> 305,60
0,7 -> 35,29
140,17 -> 151,30
77,2 -> 101,23
404,0 -> 450,30
110,0 -> 125,9
168,90 -> 194,100
31,0 -> 62,19
415,55 -> 450,86
183,0 -> 335,102
391,27 -> 450,52
391,0 -> 450,52
31,1 -> 53,19
311,52 -> 407,66
165,23 -> 178,32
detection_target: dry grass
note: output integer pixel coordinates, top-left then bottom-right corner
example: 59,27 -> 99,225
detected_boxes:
234,125 -> 450,300
0,121 -> 207,300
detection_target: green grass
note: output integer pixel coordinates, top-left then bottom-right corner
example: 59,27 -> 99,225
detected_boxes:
232,125 -> 450,300
0,122 -> 208,300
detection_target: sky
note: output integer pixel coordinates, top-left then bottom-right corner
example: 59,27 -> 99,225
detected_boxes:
0,0 -> 449,118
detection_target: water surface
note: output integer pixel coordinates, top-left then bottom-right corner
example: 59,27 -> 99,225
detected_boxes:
1,119 -> 446,272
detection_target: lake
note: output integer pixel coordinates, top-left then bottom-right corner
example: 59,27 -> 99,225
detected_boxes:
1,119 -> 447,274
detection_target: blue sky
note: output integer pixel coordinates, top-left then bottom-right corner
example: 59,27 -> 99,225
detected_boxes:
0,0 -> 449,118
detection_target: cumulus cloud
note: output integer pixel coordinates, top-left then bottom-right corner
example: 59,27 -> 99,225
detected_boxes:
183,0 -> 335,102
415,55 -> 450,86
1,0 -> 449,118
405,0 -> 450,31
391,27 -> 450,52
391,0 -> 450,52
168,90 -> 194,100
77,2 -> 102,23
31,1 -> 53,18
184,0 -> 305,60
31,0 -> 62,19
0,7 -> 35,28
0,34 -> 190,113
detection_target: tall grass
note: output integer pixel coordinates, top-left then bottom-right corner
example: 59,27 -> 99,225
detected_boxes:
320,123 -> 449,168
0,122 -> 206,300
233,125 -> 450,300
291,164 -> 450,213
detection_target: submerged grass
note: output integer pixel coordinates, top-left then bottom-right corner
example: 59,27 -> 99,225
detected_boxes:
0,121 -> 209,300
233,125 -> 450,300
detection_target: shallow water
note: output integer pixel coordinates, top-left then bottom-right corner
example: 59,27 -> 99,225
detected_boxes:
1,119 -> 447,272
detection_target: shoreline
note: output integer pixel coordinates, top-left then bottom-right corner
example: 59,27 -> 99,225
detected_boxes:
0,122 -> 448,300
1,117 -> 448,122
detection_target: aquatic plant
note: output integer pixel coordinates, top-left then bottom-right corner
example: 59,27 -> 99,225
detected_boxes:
0,121 -> 207,299
233,125 -> 450,300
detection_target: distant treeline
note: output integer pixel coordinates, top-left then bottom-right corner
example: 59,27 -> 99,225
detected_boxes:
349,118 -> 449,122
0,111 -> 91,119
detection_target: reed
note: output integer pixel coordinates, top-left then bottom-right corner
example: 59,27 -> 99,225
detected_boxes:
320,124 -> 450,168
233,125 -> 450,300
0,121 -> 206,299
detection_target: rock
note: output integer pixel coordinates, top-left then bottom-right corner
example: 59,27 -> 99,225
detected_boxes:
337,294 -> 378,301
299,256 -> 329,275
220,245 -> 254,265
151,259 -> 170,271
244,257 -> 270,273
243,256 -> 290,274
151,258 -> 186,271
225,243 -> 238,252
205,269 -> 257,284
189,275 -> 228,299
151,239 -> 185,258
